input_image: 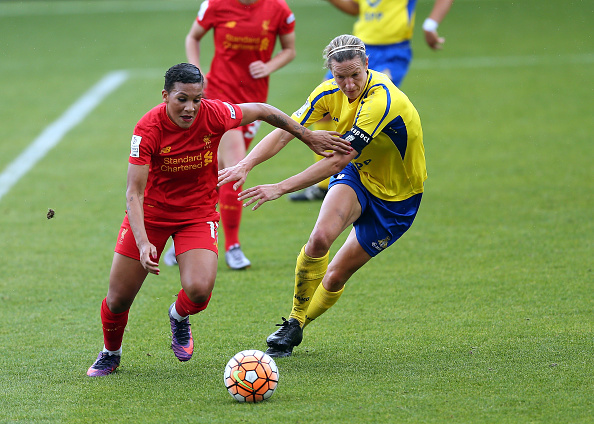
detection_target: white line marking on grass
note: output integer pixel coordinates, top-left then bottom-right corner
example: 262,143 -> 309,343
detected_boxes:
0,71 -> 129,203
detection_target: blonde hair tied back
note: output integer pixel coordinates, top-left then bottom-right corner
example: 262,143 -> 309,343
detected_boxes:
323,34 -> 367,70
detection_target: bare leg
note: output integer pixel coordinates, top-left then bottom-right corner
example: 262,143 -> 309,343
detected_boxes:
176,248 -> 218,303
323,228 -> 372,292
106,253 -> 148,313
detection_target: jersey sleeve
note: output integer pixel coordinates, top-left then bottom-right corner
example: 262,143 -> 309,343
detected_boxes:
222,101 -> 243,131
278,2 -> 296,35
196,0 -> 215,31
291,82 -> 338,127
128,120 -> 158,166
208,99 -> 244,133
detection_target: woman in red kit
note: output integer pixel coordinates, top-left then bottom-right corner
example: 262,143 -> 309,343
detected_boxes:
163,0 -> 297,270
86,63 -> 350,377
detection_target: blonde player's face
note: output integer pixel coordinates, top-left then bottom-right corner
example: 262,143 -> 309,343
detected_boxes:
162,82 -> 204,129
331,57 -> 369,102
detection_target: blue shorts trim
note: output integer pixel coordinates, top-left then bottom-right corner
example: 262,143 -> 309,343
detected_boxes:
329,163 -> 422,257
324,41 -> 412,86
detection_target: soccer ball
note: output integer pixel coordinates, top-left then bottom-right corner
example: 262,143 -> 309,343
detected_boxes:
224,349 -> 279,402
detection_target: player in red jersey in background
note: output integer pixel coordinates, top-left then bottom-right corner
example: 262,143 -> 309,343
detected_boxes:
163,0 -> 296,270
86,63 -> 350,377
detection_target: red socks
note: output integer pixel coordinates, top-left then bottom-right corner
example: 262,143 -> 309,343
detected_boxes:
101,298 -> 129,352
175,289 -> 211,317
100,290 -> 211,351
219,182 -> 242,251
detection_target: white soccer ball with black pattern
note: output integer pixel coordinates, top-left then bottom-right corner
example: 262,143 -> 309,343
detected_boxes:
224,349 -> 279,402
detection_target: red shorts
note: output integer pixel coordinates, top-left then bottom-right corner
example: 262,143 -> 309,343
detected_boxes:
114,213 -> 219,261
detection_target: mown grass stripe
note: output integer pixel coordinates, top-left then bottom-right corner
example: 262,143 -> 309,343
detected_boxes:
0,71 -> 129,202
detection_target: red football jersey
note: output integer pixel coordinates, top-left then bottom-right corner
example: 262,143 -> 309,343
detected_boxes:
196,0 -> 295,104
129,100 -> 243,221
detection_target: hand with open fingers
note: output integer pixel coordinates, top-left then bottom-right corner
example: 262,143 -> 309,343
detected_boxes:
218,164 -> 248,190
139,242 -> 160,275
238,184 -> 283,211
304,130 -> 352,157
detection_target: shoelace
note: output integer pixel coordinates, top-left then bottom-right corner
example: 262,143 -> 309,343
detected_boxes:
94,353 -> 119,369
228,247 -> 245,262
173,319 -> 191,344
273,317 -> 291,334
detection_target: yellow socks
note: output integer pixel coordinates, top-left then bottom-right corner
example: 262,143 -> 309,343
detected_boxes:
288,246 -> 329,326
303,284 -> 344,329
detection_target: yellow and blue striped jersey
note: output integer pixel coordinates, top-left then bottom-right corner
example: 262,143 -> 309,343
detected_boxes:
292,70 -> 426,201
353,0 -> 416,45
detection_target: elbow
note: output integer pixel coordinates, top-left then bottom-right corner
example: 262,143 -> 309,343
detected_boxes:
125,187 -> 144,206
328,156 -> 351,175
185,36 -> 201,53
287,49 -> 297,62
328,164 -> 343,177
330,148 -> 357,174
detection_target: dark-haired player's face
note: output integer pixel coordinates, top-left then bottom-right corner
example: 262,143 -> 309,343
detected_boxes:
331,57 -> 368,102
162,82 -> 204,129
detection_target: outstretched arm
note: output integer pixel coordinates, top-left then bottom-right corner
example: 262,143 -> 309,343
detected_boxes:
218,127 -> 298,191
239,148 -> 358,210
238,102 -> 351,156
218,103 -> 351,190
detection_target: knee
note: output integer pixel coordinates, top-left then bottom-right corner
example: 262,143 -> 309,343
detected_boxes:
181,277 -> 214,303
323,267 -> 348,292
307,229 -> 333,257
105,295 -> 133,314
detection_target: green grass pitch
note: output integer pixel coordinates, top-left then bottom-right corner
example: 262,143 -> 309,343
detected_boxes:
0,0 -> 592,422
